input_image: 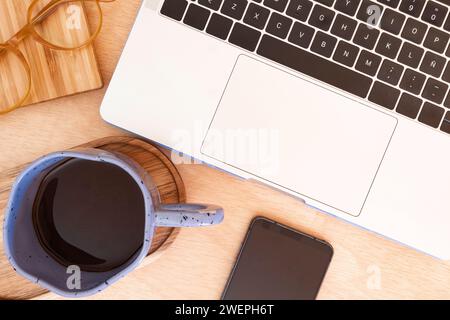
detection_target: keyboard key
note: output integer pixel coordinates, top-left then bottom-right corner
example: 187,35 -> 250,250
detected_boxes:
161,0 -> 188,21
355,50 -> 382,76
309,4 -> 335,31
422,78 -> 448,104
420,51 -> 446,78
263,0 -> 289,11
221,0 -> 248,20
380,8 -> 405,35
353,23 -> 380,49
244,3 -> 270,29
369,81 -> 400,109
311,31 -> 338,57
375,32 -> 402,59
377,0 -> 400,8
440,111 -> 450,134
400,68 -> 426,94
442,61 -> 450,82
399,0 -> 425,18
377,59 -> 404,85
288,22 -> 315,48
287,0 -> 313,22
446,45 -> 450,58
444,14 -> 450,32
315,0 -> 335,6
396,93 -> 422,118
199,0 -> 223,10
424,27 -> 449,54
183,4 -> 211,30
257,34 -> 373,97
397,41 -> 424,68
418,102 -> 445,128
331,14 -> 358,40
357,0 -> 383,25
206,13 -> 233,39
333,41 -> 360,67
401,18 -> 427,44
444,92 -> 450,108
421,1 -> 448,27
229,23 -> 261,51
266,13 -> 293,38
334,0 -> 361,16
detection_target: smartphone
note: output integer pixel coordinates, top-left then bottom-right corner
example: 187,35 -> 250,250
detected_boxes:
222,217 -> 333,300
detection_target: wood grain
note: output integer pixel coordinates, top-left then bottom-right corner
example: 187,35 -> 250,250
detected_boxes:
0,0 -> 102,112
0,0 -> 450,299
0,136 -> 185,299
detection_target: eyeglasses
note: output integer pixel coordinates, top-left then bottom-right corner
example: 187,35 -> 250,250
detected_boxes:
0,0 -> 115,114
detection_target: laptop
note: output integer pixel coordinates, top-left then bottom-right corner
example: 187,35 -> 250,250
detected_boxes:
100,0 -> 450,259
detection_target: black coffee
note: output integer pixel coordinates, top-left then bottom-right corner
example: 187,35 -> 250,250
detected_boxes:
32,158 -> 146,272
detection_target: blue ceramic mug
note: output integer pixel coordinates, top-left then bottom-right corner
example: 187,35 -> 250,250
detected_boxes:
3,148 -> 224,297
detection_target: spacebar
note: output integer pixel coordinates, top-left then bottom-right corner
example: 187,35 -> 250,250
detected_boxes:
256,35 -> 372,98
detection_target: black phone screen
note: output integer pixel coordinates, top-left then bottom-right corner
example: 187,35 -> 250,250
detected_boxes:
222,217 -> 333,300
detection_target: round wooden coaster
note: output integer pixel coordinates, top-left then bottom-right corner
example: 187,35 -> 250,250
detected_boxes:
0,136 -> 185,299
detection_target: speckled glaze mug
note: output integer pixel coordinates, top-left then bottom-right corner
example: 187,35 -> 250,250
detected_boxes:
3,148 -> 224,297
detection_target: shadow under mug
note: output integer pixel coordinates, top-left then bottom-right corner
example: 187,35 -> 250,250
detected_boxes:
3,148 -> 224,297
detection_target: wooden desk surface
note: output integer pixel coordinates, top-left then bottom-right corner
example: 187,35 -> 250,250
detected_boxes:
1,0 -> 450,300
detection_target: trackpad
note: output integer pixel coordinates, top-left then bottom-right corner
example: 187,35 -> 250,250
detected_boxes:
201,56 -> 397,216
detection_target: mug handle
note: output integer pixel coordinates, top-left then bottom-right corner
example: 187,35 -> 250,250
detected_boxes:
154,203 -> 224,227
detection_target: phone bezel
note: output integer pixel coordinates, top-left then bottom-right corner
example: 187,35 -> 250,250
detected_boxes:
221,216 -> 334,300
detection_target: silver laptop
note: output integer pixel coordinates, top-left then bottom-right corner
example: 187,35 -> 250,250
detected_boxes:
100,0 -> 450,259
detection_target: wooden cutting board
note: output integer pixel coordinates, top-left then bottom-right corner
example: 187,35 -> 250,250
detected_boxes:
0,0 -> 102,111
0,136 -> 186,300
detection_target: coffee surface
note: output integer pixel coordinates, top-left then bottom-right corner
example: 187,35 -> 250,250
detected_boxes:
33,158 -> 146,272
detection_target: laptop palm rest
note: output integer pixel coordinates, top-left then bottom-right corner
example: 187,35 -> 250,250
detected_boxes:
201,55 -> 397,217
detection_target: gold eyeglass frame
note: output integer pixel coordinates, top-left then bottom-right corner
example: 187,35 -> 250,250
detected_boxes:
0,0 -> 115,115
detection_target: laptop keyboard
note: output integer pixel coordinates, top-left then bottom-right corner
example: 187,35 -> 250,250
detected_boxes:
160,0 -> 450,135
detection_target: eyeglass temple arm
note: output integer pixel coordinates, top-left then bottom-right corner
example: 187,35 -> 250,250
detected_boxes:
0,0 -> 77,57
32,0 -> 116,25
0,0 -> 60,56
0,0 -> 116,56
31,0 -> 65,25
